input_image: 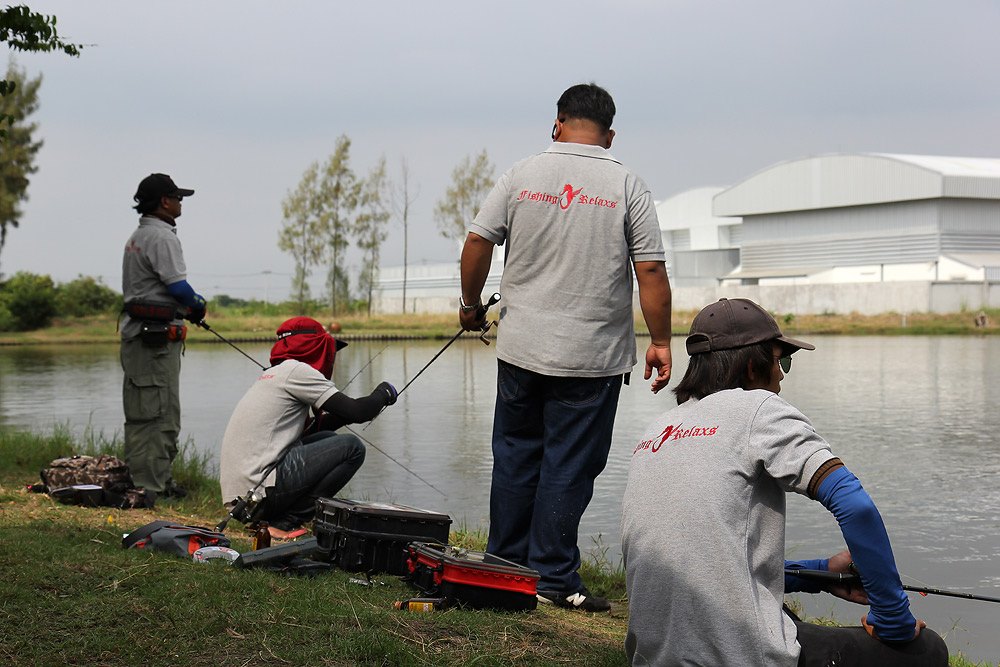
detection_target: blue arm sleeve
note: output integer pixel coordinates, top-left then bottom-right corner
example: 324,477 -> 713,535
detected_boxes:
784,558 -> 828,593
166,280 -> 206,310
815,466 -> 917,642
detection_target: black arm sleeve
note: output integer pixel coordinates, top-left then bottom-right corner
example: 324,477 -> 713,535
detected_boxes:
318,388 -> 387,428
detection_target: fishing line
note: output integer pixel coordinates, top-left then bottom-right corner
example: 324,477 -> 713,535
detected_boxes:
196,321 -> 267,370
341,344 -> 389,390
345,425 -> 447,498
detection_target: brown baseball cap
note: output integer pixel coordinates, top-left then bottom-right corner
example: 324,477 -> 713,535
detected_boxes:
685,298 -> 815,356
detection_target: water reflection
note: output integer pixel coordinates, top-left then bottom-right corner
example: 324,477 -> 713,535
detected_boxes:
1,336 -> 998,661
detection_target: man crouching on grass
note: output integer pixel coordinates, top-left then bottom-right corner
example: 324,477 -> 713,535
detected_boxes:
621,298 -> 947,666
219,317 -> 397,540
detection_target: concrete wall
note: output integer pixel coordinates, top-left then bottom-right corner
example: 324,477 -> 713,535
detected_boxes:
671,281 -> 999,315
374,279 -> 1000,316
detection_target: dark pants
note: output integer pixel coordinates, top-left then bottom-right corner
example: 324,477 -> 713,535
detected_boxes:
487,360 -> 623,593
262,431 -> 365,531
791,611 -> 948,666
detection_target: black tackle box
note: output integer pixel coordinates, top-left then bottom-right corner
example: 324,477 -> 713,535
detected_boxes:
313,498 -> 452,575
405,542 -> 540,612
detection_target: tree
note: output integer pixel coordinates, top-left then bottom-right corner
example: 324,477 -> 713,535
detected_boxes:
0,270 -> 55,330
1,5 -> 83,273
392,157 -> 419,313
279,161 -> 323,311
317,135 -> 359,316
1,5 -> 82,136
0,60 -> 40,277
279,136 -> 360,316
55,274 -> 121,316
356,156 -> 392,317
434,149 -> 494,244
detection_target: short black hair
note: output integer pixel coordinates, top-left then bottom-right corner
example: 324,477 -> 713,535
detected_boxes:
133,198 -> 159,214
673,342 -> 775,405
556,83 -> 615,132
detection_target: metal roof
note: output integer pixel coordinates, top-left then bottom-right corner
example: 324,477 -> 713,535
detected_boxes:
655,186 -> 732,231
714,153 -> 1000,217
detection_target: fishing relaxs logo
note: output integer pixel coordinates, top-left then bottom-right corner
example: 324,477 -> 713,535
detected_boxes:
632,422 -> 719,454
516,183 -> 619,211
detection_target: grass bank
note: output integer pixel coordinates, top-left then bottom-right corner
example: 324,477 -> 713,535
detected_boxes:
1,427 -> 994,666
2,306 -> 1000,346
0,427 -> 627,666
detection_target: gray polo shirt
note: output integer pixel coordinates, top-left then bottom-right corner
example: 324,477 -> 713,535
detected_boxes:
622,389 -> 835,666
469,142 -> 665,377
219,359 -> 339,503
120,215 -> 187,339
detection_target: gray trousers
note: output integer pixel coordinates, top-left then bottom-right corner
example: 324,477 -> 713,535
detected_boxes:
121,337 -> 182,493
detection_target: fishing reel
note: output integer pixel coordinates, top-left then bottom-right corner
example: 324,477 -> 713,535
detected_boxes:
475,292 -> 501,345
214,488 -> 264,532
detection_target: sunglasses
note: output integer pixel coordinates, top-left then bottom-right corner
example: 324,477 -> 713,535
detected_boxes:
775,355 -> 792,373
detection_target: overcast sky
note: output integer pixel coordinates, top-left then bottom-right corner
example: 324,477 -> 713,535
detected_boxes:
5,0 -> 1000,301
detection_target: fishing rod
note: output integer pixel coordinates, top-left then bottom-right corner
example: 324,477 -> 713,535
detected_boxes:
363,293 -> 501,430
785,568 -> 1000,604
196,321 -> 267,370
397,292 -> 500,395
399,292 -> 502,396
198,324 -> 444,503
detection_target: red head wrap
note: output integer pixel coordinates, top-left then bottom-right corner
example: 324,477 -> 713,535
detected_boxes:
269,317 -> 347,380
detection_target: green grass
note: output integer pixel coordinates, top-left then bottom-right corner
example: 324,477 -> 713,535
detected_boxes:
0,426 -> 995,666
5,306 -> 1000,346
0,426 -> 629,666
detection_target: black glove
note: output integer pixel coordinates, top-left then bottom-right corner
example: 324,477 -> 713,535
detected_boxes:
185,306 -> 206,324
184,294 -> 207,324
375,381 -> 398,406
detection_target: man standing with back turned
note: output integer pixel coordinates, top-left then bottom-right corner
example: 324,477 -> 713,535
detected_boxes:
460,83 -> 673,612
120,173 -> 207,502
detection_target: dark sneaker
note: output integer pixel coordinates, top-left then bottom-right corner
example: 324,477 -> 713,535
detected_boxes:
161,484 -> 188,499
536,586 -> 611,612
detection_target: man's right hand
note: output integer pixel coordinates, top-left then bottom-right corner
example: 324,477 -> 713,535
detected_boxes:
459,300 -> 487,331
185,306 -> 207,324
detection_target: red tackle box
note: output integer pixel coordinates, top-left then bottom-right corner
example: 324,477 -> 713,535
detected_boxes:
313,498 -> 452,576
405,542 -> 540,611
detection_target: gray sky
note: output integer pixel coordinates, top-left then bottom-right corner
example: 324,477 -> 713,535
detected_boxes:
6,0 -> 1000,301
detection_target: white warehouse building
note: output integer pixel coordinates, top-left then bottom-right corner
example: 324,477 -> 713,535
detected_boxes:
373,153 -> 1000,316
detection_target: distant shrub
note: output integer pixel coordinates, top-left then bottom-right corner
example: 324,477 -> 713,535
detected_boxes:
55,275 -> 122,317
0,272 -> 57,330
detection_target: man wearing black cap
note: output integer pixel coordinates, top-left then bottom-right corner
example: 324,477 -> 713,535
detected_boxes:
621,298 -> 947,666
120,173 -> 206,501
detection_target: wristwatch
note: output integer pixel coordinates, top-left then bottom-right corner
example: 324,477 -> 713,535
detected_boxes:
460,296 -> 481,313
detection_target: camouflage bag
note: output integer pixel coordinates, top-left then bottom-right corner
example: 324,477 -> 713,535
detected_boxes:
40,455 -> 133,493
40,455 -> 153,509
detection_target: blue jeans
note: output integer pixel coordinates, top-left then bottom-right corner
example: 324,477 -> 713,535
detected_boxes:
263,431 -> 365,531
487,360 -> 623,593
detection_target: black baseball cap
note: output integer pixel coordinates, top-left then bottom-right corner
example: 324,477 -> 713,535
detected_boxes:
134,173 -> 195,203
685,298 -> 815,356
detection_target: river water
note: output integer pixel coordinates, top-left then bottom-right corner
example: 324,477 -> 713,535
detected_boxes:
1,336 -> 998,662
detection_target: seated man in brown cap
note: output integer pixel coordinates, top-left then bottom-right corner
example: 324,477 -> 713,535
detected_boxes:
622,298 -> 947,666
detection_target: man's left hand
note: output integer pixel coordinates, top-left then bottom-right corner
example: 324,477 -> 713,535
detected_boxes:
644,343 -> 672,393
827,549 -> 869,605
